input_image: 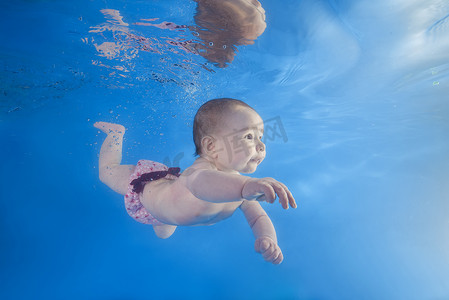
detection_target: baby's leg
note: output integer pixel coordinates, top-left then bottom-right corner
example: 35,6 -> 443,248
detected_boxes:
94,122 -> 134,195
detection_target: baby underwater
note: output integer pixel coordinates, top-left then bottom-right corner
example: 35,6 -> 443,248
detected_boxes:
94,98 -> 296,264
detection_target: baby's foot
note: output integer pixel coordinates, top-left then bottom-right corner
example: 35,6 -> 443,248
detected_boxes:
94,121 -> 125,136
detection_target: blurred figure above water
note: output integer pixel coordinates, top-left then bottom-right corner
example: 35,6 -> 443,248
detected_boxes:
192,0 -> 267,67
86,0 -> 267,80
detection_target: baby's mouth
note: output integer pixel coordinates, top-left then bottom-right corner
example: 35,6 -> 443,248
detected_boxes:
251,158 -> 263,164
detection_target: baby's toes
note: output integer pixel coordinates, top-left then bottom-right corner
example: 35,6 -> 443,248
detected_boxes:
93,121 -> 104,129
93,121 -> 110,133
94,122 -> 125,135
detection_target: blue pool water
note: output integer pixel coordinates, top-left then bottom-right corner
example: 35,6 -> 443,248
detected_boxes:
1,0 -> 448,299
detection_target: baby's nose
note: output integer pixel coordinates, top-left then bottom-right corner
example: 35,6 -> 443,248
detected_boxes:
256,141 -> 265,152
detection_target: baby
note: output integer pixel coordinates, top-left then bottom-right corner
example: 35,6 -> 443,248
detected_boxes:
94,98 -> 296,264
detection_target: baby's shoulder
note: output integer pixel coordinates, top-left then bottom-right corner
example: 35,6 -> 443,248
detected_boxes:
190,157 -> 217,170
181,157 -> 216,177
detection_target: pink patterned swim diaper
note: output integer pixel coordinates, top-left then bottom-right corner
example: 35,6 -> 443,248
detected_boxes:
124,160 -> 180,225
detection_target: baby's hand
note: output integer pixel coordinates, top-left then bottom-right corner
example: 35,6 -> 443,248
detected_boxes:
255,236 -> 283,264
242,178 -> 297,209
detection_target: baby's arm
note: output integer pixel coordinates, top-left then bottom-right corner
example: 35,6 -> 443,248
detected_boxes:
184,168 -> 250,202
184,168 -> 296,208
240,200 -> 283,264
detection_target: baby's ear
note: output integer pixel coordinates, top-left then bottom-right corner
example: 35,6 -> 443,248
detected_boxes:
201,136 -> 216,157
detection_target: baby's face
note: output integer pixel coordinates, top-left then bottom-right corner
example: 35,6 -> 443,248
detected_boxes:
212,107 -> 265,174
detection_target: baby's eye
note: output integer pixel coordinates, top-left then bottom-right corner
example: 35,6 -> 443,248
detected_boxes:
245,133 -> 253,139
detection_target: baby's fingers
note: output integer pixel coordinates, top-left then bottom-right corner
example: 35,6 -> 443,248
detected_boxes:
271,183 -> 289,209
255,238 -> 271,253
278,182 -> 297,209
263,245 -> 277,259
288,189 -> 297,209
262,245 -> 283,265
273,250 -> 284,264
258,183 -> 276,203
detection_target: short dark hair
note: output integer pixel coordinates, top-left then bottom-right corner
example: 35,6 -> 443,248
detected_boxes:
193,98 -> 255,156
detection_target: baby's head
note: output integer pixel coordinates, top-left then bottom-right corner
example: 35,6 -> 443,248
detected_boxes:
193,98 -> 265,173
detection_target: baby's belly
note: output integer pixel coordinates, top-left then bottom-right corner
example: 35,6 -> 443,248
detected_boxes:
144,176 -> 243,226
177,200 -> 242,226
